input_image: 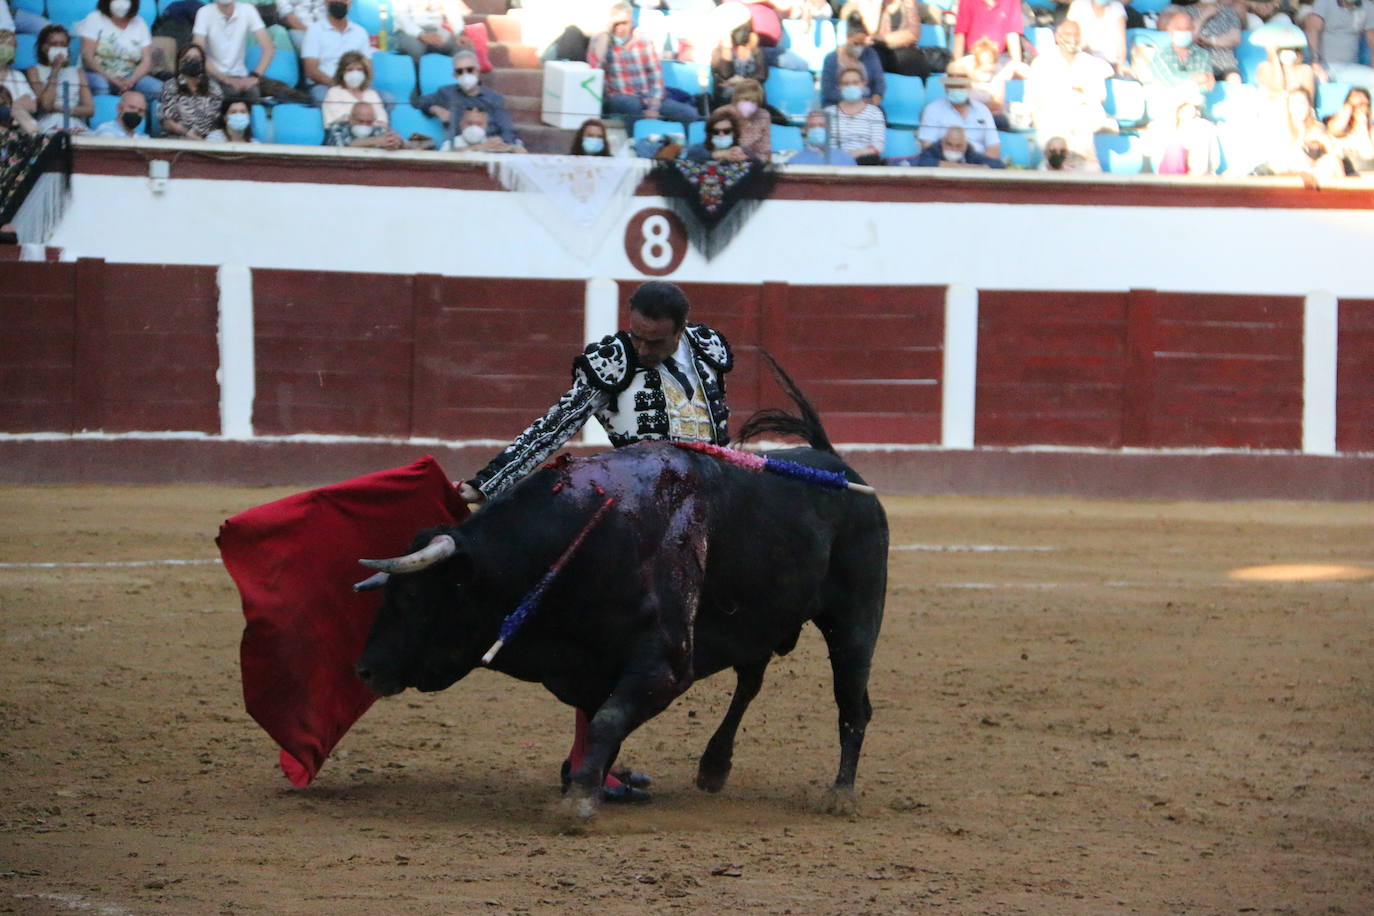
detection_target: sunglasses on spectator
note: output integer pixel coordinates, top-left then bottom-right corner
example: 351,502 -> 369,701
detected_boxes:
710,128 -> 733,136
454,66 -> 477,74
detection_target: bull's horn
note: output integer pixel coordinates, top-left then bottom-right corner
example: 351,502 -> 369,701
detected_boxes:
360,534 -> 457,573
353,571 -> 391,592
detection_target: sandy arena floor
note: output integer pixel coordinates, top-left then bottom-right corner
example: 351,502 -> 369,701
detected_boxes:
1,485 -> 1371,915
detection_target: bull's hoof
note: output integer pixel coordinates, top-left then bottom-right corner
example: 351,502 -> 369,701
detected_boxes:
695,760 -> 731,793
602,784 -> 653,804
559,790 -> 602,820
820,786 -> 858,816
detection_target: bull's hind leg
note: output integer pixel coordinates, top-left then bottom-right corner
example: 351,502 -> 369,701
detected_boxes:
696,659 -> 768,793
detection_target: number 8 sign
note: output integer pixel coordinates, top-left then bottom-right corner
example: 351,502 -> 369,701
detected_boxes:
624,207 -> 688,277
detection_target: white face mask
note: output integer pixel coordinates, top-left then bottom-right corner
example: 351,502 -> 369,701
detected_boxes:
942,147 -> 965,161
736,100 -> 757,118
457,72 -> 479,92
48,46 -> 69,65
1278,49 -> 1300,65
350,123 -> 374,138
343,69 -> 365,89
226,111 -> 251,132
461,123 -> 487,145
110,0 -> 132,16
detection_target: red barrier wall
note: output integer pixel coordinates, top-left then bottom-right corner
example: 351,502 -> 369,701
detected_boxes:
0,259 -> 219,434
1338,299 -> 1374,453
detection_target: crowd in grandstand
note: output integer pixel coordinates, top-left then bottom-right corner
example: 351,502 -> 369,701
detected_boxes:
2,0 -> 1373,178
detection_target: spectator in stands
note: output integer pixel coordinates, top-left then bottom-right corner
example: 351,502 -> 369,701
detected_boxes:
1304,0 -> 1374,93
730,77 -> 773,161
207,96 -> 258,140
1254,87 -> 1344,180
1066,0 -> 1127,72
1189,0 -> 1244,82
77,0 -> 162,100
1326,86 -> 1374,171
918,68 -> 1001,158
1038,133 -> 1098,170
443,105 -> 523,152
1150,6 -> 1215,93
685,104 -> 760,162
1,0 -> 49,37
1026,21 -> 1114,166
821,13 -> 884,106
159,43 -> 223,139
901,125 -> 1006,166
322,50 -> 386,127
789,107 -> 858,164
26,25 -> 94,132
276,0 -> 326,52
301,0 -> 370,103
964,36 -> 1029,126
570,117 -> 611,155
326,98 -> 406,147
710,10 -> 767,107
89,87 -> 147,137
0,35 -> 38,134
1148,98 -> 1221,173
1256,29 -> 1315,105
392,0 -> 472,64
840,0 -> 927,78
193,0 -> 276,101
413,48 -> 519,146
952,0 -> 1023,63
587,2 -> 698,130
825,64 -> 885,163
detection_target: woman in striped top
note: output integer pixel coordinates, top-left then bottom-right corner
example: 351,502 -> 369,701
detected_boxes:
825,65 -> 886,165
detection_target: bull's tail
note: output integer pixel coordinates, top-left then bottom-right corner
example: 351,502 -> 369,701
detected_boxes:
734,350 -> 836,455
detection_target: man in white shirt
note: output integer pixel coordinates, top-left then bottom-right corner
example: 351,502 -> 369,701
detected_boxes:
391,0 -> 471,63
917,70 -> 1001,158
193,0 -> 275,100
275,0 -> 326,51
301,0 -> 371,101
1026,20 -> 1115,162
88,89 -> 148,138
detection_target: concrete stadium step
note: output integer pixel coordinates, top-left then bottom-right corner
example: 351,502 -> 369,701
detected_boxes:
505,95 -> 543,125
470,12 -> 522,44
487,41 -> 541,69
482,67 -> 542,97
518,123 -> 577,154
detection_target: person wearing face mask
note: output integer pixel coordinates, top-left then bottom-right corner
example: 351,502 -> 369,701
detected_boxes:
824,65 -> 886,163
441,105 -> 523,152
1256,27 -> 1315,105
918,68 -> 1001,160
323,98 -> 406,147
76,0 -> 162,101
1304,0 -> 1374,92
1188,0 -> 1245,82
301,0 -> 371,103
1037,134 -> 1098,170
821,14 -> 885,106
788,108 -> 858,165
685,105 -> 760,162
709,7 -> 768,109
903,125 -> 1005,167
1026,20 -> 1114,167
570,117 -> 613,155
25,25 -> 94,132
207,97 -> 259,141
90,87 -> 148,138
321,50 -> 387,127
1149,7 -> 1215,92
0,29 -> 38,134
1067,0 -> 1128,71
587,2 -> 699,132
192,0 -> 276,101
412,48 -> 521,147
727,77 -> 773,162
158,43 -> 223,139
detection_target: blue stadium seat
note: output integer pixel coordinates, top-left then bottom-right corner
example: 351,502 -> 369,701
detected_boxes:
770,123 -> 803,153
880,72 -> 924,128
918,24 -> 947,49
370,52 -> 417,97
1129,0 -> 1170,14
418,52 -> 453,95
91,93 -> 119,127
1095,133 -> 1146,173
997,130 -> 1035,167
884,128 -> 917,160
271,103 -> 324,145
925,73 -> 946,101
15,33 -> 38,71
391,105 -> 446,146
780,17 -> 836,72
251,103 -> 271,142
687,119 -> 704,146
351,0 -> 382,35
1205,82 -> 1259,122
764,67 -> 817,123
1027,0 -> 1056,9
1317,81 -> 1353,120
46,0 -> 93,29
662,59 -> 709,97
246,42 -> 299,86
1236,34 -> 1267,84
634,118 -> 687,143
14,0 -> 45,14
1105,78 -> 1147,127
1004,79 -> 1026,105
1127,28 -> 1166,50
137,0 -> 156,28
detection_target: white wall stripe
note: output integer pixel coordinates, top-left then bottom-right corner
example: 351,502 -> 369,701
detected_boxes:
217,264 -> 255,440
1302,289 -> 1338,456
890,544 -> 1056,552
0,559 -> 220,569
942,283 -> 978,449
581,276 -> 618,447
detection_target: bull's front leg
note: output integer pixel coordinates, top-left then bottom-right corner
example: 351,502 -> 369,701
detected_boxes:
696,659 -> 768,793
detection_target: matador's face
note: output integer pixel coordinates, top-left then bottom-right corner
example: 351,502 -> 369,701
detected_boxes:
627,311 -> 682,369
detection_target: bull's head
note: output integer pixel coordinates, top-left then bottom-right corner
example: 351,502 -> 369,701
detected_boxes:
354,527 -> 486,696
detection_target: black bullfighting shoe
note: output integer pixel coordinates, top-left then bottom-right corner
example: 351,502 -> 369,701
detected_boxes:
601,783 -> 653,804
560,760 -> 654,793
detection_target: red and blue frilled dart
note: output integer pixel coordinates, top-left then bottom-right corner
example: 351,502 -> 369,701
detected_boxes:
672,441 -> 877,495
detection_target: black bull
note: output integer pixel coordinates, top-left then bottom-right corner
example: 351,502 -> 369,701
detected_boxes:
356,438 -> 888,816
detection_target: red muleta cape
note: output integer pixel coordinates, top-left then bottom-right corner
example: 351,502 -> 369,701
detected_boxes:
217,457 -> 469,786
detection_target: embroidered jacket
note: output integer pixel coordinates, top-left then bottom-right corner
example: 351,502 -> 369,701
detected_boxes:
470,323 -> 733,498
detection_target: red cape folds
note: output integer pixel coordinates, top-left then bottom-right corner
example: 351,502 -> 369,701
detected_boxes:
217,457 -> 469,787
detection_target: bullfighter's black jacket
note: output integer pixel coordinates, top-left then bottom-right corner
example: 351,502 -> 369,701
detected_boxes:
470,323 -> 733,498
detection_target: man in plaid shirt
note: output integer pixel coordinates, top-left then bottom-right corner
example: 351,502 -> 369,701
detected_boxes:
586,2 -> 699,130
